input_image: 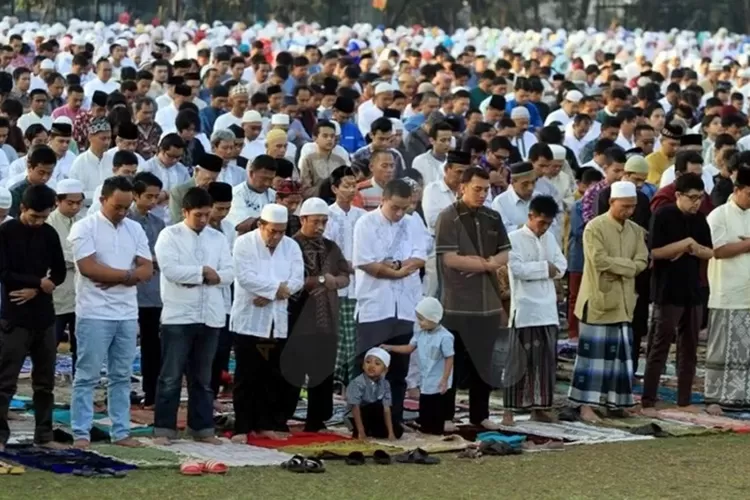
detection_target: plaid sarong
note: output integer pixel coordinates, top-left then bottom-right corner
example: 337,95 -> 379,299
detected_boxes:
568,322 -> 635,409
334,298 -> 357,384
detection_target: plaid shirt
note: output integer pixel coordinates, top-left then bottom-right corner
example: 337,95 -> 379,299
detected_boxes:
73,111 -> 94,150
137,122 -> 162,160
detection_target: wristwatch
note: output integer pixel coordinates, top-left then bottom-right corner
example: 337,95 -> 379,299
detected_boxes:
393,260 -> 402,270
318,275 -> 326,285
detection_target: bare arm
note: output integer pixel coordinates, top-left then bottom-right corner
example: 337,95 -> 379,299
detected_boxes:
76,255 -> 130,284
382,344 -> 416,355
651,238 -> 692,260
235,217 -> 258,236
713,240 -> 750,259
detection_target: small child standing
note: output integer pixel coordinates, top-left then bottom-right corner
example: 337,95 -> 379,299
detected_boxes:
346,348 -> 401,440
382,298 -> 455,435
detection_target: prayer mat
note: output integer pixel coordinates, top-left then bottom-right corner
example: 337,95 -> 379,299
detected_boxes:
292,399 -> 348,426
0,445 -> 136,474
7,417 -> 36,445
371,434 -> 471,453
130,408 -> 187,430
596,416 -> 723,437
151,440 -> 293,467
475,432 -> 526,448
656,409 -> 750,433
282,440 -> 403,458
91,444 -> 182,468
476,415 -> 654,444
245,431 -> 351,449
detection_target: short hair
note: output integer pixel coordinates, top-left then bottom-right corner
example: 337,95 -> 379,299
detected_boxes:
460,166 -> 490,184
529,195 -> 560,218
120,80 -> 137,93
617,109 -> 637,123
581,167 -> 604,184
211,129 -> 235,146
113,150 -> 138,167
24,123 -> 48,141
176,110 -> 200,132
250,92 -> 268,105
250,154 -> 277,173
101,175 -> 135,198
675,151 -> 704,174
528,143 -> 553,162
21,184 -> 57,212
182,186 -> 213,211
330,165 -> 355,187
429,121 -> 453,139
461,136 -> 487,154
27,144 -> 56,167
382,179 -> 412,199
601,116 -> 622,130
12,67 -> 30,80
133,171 -> 163,194
135,96 -> 155,112
715,133 -> 737,151
474,122 -> 495,136
136,70 -> 153,81
0,117 -> 9,129
538,125 -> 563,144
1,99 -> 22,119
160,133 -> 186,151
722,113 -> 745,129
489,136 -> 512,152
594,138 -> 617,155
370,117 -> 393,135
675,172 -> 705,193
314,120 -> 336,136
610,87 -> 630,100
634,124 -> 654,137
605,147 -> 627,165
43,72 -> 64,85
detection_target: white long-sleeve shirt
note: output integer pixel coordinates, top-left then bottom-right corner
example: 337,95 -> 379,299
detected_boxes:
659,164 -> 718,194
225,183 -> 276,229
68,150 -> 109,201
323,202 -> 366,298
138,156 -> 191,224
154,222 -> 234,328
230,230 -> 304,338
507,225 -> 567,328
411,152 -> 445,187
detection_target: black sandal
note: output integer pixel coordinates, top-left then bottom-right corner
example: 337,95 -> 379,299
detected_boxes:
280,455 -> 307,473
345,451 -> 366,466
395,448 -> 440,465
303,457 -> 326,473
373,450 -> 392,465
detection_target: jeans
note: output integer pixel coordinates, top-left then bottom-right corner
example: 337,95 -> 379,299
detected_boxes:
154,324 -> 219,438
71,318 -> 138,443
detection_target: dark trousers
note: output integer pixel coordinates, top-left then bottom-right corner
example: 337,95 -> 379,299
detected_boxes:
281,334 -> 337,432
419,390 -> 454,435
567,272 -> 583,339
138,307 -> 162,407
632,290 -> 650,373
349,401 -> 405,439
55,313 -> 76,375
233,335 -> 295,434
641,304 -> 702,408
210,316 -> 233,398
0,321 -> 56,445
153,323 -> 219,438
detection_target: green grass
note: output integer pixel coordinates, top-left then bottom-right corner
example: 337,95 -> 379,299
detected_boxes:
3,434 -> 750,499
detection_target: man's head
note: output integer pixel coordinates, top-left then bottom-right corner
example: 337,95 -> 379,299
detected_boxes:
527,195 -> 559,237
207,181 -> 233,225
370,150 -> 396,185
381,179 -> 412,223
622,155 -> 649,188
132,171 -> 163,214
331,165 -> 357,204
603,147 -> 627,184
193,153 -> 223,187
54,179 -> 85,218
99,175 -> 135,224
26,144 -> 56,185
158,133 -> 187,167
248,154 -> 277,192
369,117 -> 393,150
674,150 -> 704,179
87,117 -> 112,151
509,162 -> 537,201
429,121 -> 453,156
314,120 -> 336,152
608,180 -> 638,222
675,173 -> 705,215
180,187 -> 212,233
299,197 -> 329,238
13,67 -> 30,92
264,129 -> 288,160
634,124 -> 656,156
49,121 -> 73,157
528,143 -> 554,177
112,150 -> 139,177
460,167 -> 491,208
20,184 -> 56,227
600,116 -> 622,141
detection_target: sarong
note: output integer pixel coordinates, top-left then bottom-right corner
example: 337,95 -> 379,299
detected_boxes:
334,298 -> 357,384
568,322 -> 635,408
503,325 -> 558,410
705,308 -> 750,408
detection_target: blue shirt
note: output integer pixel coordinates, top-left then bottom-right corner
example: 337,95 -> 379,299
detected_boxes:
409,325 -> 454,395
505,100 -> 542,132
346,373 -> 392,407
338,121 -> 366,154
640,182 -> 658,201
200,106 -> 225,137
567,199 -> 585,273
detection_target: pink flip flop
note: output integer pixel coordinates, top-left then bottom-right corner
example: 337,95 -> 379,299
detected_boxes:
202,459 -> 229,474
180,461 -> 203,476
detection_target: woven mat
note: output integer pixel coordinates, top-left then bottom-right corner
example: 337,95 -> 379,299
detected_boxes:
282,440 -> 403,457
91,444 -> 183,468
596,416 -> 723,437
150,439 -> 293,467
371,434 -> 471,453
656,409 -> 750,432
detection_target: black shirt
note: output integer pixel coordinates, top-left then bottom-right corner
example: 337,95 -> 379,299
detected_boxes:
711,174 -> 733,208
648,205 -> 712,306
0,219 -> 66,328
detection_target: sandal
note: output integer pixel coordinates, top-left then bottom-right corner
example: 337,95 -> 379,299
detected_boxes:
345,452 -> 365,466
303,457 -> 326,473
373,450 -> 392,465
0,461 -> 24,475
478,441 -> 522,456
180,461 -> 204,476
202,460 -> 228,475
281,455 -> 307,473
457,448 -> 482,459
395,448 -> 440,465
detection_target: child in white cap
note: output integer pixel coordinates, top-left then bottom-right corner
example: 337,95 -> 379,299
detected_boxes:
382,297 -> 455,435
346,347 -> 401,440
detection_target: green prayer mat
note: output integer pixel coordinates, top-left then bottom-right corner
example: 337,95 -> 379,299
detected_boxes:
91,444 -> 183,468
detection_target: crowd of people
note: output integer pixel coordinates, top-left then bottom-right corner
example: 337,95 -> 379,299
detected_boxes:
0,17 -> 750,452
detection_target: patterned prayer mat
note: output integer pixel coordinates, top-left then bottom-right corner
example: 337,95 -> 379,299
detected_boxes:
150,439 -> 293,467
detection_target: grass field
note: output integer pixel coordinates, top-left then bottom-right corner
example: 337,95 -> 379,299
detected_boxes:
2,433 -> 749,500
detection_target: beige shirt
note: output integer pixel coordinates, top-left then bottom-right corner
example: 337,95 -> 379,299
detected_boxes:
46,209 -> 84,315
707,197 -> 750,309
575,213 -> 648,324
298,149 -> 349,198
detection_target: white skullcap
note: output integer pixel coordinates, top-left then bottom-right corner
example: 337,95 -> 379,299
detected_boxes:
510,106 -> 530,119
53,116 -> 73,126
610,181 -> 637,199
417,82 -> 435,94
299,197 -> 329,217
741,68 -> 750,79
40,59 -> 55,70
242,110 -> 262,123
271,114 -> 290,126
415,297 -> 444,324
374,82 -> 394,95
0,187 -> 10,209
549,144 -> 567,161
564,90 -> 583,103
56,178 -> 84,195
260,203 -> 288,224
72,35 -> 85,45
365,347 -> 391,368
709,62 -> 723,72
390,118 -> 404,132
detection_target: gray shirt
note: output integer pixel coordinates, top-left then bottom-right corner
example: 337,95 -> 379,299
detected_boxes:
127,209 -> 165,308
346,373 -> 392,408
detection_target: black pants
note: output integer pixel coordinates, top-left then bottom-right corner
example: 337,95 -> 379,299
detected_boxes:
0,321 -> 56,445
138,307 -> 162,407
233,335 -> 295,434
419,390 -> 454,435
349,401 -> 405,439
210,316 -> 233,398
55,313 -> 76,376
632,290 -> 650,374
281,334 -> 337,432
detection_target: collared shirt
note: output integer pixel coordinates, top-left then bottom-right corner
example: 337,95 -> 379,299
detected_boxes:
412,151 -> 446,187
83,78 -> 119,98
217,162 -> 250,187
659,164 -> 719,194
69,149 -> 108,200
154,104 -> 179,131
199,106 -> 226,137
139,156 -> 191,223
68,211 -> 152,320
17,112 -> 52,134
353,209 -> 427,323
545,108 -> 573,127
351,146 -> 406,178
127,209 -> 165,308
155,222 -> 234,328
46,209 -> 84,315
492,185 -> 544,235
136,122 -> 163,160
231,230 -> 304,338
707,197 -> 750,309
409,326 -> 454,395
346,373 -> 392,408
324,202 -> 367,298
299,149 -> 349,197
508,225 -> 567,328
5,150 -> 75,186
226,183 -> 276,229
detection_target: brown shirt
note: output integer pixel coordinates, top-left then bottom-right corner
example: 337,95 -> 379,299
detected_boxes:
435,201 -> 511,331
299,150 -> 349,198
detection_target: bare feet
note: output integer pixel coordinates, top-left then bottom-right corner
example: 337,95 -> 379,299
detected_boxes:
500,411 -> 515,426
142,404 -> 155,411
641,407 -> 659,418
443,421 -> 459,433
579,405 -> 602,423
152,437 -> 173,446
706,404 -> 724,416
73,439 -> 90,450
678,405 -> 703,414
531,410 -> 558,423
230,434 -> 247,444
40,441 -> 71,450
406,388 -> 420,399
622,407 -> 639,418
194,436 -> 224,445
479,418 -> 502,430
257,430 -> 286,440
114,437 -> 144,448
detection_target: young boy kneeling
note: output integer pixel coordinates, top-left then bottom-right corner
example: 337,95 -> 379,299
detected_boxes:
346,348 -> 402,440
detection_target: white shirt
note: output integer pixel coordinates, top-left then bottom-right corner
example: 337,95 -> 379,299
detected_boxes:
213,112 -> 243,132
324,202 -> 367,298
548,171 -> 576,212
422,180 -> 458,235
545,108 -> 573,127
412,152 -> 445,187
615,132 -> 635,151
563,134 -> 589,163
6,150 -> 74,186
30,74 -> 47,92
83,78 -> 119,98
154,104 -> 179,131
582,159 -> 606,175
707,197 -> 750,309
216,218 -> 237,314
659,165 -> 718,194
216,163 -> 247,187
17,112 -> 52,133
510,131 -> 538,160
69,150 -> 110,201
138,156 -> 191,224
493,186 -> 542,235
240,139 -> 266,162
564,120 -> 600,153
507,225 -> 567,328
299,142 -> 350,166
226,183 -> 276,229
230,230 -> 304,338
352,209 -> 427,323
155,94 -> 173,110
68,211 -> 152,320
357,100 -> 382,137
101,147 -> 146,175
154,222 -> 234,328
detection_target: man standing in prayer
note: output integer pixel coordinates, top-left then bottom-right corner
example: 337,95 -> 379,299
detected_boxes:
581,147 -> 627,224
704,166 -> 750,414
169,153 -> 222,224
139,133 -> 191,224
68,176 -> 153,449
0,185 -> 66,450
230,203 -> 304,441
153,187 -> 233,444
412,121 -> 454,187
435,167 -> 510,430
568,181 -> 648,422
8,145 -> 57,218
68,117 -> 113,200
298,120 -> 348,198
492,162 -> 543,235
226,154 -> 277,235
642,173 -> 713,416
353,150 -> 397,211
353,179 -> 426,430
285,197 -> 350,431
503,195 -> 566,425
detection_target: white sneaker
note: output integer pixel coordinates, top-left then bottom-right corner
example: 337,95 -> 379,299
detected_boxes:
479,418 -> 502,430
